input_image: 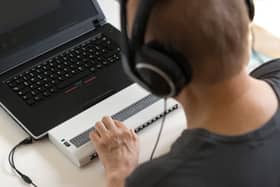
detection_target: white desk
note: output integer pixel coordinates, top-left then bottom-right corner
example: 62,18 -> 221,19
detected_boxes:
254,0 -> 280,38
0,0 -> 279,186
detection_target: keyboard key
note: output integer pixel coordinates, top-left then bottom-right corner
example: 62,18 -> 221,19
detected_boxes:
96,64 -> 103,69
15,79 -> 23,84
18,91 -> 25,96
43,77 -> 49,82
43,91 -> 51,97
58,76 -> 64,81
50,68 -> 56,72
42,66 -> 48,70
13,76 -> 19,81
37,75 -> 43,80
102,61 -> 109,65
77,67 -> 84,72
23,81 -> 30,87
50,80 -> 57,85
30,84 -> 38,90
71,70 -> 77,74
30,78 -> 36,83
36,81 -> 43,86
84,63 -> 91,68
38,86 -> 47,92
63,68 -> 69,72
43,71 -> 50,76
65,74 -> 71,78
31,90 -> 38,96
44,83 -> 51,88
22,94 -> 31,100
50,74 -> 57,79
34,95 -> 43,101
90,67 -> 96,72
50,87 -> 56,93
13,86 -> 20,92
7,81 -> 17,88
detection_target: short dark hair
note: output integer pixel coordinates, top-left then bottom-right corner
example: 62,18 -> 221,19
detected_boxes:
145,0 -> 251,84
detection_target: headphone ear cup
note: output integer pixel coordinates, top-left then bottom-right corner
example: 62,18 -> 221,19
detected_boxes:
145,41 -> 192,84
135,44 -> 187,97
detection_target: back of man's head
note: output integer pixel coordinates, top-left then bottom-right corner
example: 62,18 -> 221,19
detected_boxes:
131,0 -> 251,84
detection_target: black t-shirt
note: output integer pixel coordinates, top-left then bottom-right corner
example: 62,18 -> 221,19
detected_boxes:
126,59 -> 280,187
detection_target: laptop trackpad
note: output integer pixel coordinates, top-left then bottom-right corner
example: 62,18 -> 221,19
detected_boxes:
82,89 -> 115,110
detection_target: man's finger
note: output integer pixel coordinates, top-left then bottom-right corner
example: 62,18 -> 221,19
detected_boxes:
114,120 -> 128,129
102,116 -> 118,131
131,129 -> 138,141
90,130 -> 100,143
95,121 -> 108,136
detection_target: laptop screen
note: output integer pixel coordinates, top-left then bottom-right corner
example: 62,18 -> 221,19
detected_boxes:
0,0 -> 99,74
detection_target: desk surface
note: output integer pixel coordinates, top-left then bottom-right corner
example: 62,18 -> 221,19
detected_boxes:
253,0 -> 280,58
0,0 -> 279,187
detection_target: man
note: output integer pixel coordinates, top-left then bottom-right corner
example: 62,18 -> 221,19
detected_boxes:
90,0 -> 280,186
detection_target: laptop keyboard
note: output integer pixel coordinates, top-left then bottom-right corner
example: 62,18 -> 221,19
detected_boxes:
5,34 -> 121,106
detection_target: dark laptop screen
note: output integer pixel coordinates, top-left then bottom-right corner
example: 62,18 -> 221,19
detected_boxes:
0,0 -> 99,74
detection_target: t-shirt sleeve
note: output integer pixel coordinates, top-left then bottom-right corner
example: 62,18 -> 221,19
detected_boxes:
250,59 -> 280,98
250,59 -> 280,79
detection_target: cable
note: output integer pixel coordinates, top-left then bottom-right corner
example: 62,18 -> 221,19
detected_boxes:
8,137 -> 37,187
150,98 -> 168,160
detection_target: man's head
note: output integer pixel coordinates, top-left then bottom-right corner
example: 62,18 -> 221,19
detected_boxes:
125,0 -> 252,86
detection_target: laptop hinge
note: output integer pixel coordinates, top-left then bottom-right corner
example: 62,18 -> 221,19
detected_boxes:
93,19 -> 102,28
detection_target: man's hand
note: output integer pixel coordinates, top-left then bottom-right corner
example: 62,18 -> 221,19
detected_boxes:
90,116 -> 139,186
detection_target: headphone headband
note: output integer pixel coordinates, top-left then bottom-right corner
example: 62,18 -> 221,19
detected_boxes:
120,0 -> 255,97
246,0 -> 255,21
131,0 -> 156,50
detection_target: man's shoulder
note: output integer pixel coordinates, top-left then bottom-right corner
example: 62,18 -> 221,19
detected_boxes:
250,59 -> 280,97
125,131 -> 211,187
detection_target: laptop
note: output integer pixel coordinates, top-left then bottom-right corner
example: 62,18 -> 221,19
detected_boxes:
0,0 -> 180,167
0,0 -> 133,139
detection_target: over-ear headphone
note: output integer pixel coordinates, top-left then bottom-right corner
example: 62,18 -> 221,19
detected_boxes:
120,0 -> 255,98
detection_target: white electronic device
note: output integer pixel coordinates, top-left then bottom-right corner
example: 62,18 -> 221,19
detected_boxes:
49,84 -> 179,167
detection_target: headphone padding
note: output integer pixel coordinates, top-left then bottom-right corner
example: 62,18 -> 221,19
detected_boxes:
135,45 -> 187,97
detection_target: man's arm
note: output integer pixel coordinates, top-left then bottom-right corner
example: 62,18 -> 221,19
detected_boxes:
107,173 -> 126,187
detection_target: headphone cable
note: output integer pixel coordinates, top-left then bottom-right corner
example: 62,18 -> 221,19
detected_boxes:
8,137 -> 37,187
150,98 -> 168,160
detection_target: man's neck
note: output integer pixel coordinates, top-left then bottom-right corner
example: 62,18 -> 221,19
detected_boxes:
177,69 -> 278,136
